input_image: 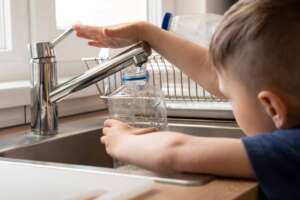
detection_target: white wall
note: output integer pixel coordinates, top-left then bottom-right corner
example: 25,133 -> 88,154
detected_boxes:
175,0 -> 206,15
162,0 -> 176,13
206,0 -> 237,14
174,0 -> 237,15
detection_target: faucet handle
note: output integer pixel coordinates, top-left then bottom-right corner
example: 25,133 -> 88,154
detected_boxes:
51,27 -> 74,48
29,27 -> 74,59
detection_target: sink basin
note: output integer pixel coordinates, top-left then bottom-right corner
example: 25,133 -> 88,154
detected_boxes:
0,116 -> 243,185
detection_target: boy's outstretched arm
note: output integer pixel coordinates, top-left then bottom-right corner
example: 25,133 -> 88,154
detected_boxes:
74,22 -> 222,97
101,119 -> 255,178
141,23 -> 222,97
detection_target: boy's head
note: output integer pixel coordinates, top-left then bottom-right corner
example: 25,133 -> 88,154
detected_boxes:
209,0 -> 300,135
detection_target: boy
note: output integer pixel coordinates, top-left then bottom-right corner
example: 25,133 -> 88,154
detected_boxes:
74,0 -> 300,199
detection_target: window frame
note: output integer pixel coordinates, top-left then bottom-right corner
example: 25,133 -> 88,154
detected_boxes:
0,0 -> 7,50
28,0 -> 168,82
0,0 -> 30,82
0,0 -> 168,81
0,0 -> 13,51
0,0 -> 172,110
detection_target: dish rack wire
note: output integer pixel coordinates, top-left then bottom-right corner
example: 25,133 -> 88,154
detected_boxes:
82,54 -> 233,119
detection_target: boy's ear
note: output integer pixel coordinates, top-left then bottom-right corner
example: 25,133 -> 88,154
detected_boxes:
258,91 -> 287,129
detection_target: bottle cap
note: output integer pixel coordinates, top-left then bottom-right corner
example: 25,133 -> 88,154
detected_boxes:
161,12 -> 173,30
122,69 -> 149,82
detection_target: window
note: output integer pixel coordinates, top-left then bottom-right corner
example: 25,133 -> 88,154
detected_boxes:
0,0 -> 7,50
0,0 -> 6,50
0,0 -> 167,109
55,0 -> 148,29
0,0 -> 192,129
52,0 -> 149,79
0,0 -> 11,51
0,0 -> 30,82
0,0 -> 163,82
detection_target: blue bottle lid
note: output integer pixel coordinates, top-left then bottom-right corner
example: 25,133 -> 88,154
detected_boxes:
122,70 -> 149,82
161,12 -> 173,30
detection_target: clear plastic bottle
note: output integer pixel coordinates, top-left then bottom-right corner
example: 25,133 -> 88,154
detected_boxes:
162,12 -> 223,47
105,66 -> 168,131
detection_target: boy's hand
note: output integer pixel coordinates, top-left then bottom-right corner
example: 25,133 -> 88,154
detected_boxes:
100,119 -> 157,158
73,22 -> 146,48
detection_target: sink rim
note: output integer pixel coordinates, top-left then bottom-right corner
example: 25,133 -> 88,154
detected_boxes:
0,156 -> 212,186
0,116 -> 240,154
0,116 -> 240,186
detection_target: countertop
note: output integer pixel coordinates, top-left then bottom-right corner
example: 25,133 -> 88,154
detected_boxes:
0,111 -> 258,200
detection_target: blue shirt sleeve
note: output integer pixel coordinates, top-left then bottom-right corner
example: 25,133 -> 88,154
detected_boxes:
242,128 -> 300,200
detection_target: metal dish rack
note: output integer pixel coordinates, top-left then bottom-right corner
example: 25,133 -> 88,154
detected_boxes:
82,54 -> 233,119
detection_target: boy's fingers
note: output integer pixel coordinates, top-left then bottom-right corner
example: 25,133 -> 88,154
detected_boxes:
74,24 -> 104,40
76,31 -> 98,41
100,136 -> 107,144
88,40 -> 107,48
74,24 -> 100,34
133,127 -> 158,135
104,119 -> 122,127
102,127 -> 109,135
103,119 -> 113,127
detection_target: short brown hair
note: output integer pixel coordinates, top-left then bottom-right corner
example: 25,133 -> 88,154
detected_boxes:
210,0 -> 300,97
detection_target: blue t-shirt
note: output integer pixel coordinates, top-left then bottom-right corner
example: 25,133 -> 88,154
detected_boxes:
242,126 -> 300,200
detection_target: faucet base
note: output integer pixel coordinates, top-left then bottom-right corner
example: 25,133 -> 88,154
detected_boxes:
31,129 -> 58,137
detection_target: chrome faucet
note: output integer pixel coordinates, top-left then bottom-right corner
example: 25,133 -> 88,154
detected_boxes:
29,28 -> 151,136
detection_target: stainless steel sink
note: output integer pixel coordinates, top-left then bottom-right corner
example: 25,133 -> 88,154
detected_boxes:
0,116 -> 243,185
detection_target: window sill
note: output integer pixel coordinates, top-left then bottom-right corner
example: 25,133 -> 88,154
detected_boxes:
0,80 -> 107,129
0,79 -> 103,109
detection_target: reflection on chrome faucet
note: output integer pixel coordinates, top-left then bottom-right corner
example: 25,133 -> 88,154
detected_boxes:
29,28 -> 151,136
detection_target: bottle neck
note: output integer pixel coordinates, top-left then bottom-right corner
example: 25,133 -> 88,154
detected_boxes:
122,68 -> 149,86
123,78 -> 148,86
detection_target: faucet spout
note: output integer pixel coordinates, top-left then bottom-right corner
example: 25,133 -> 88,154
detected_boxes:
50,42 -> 151,103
